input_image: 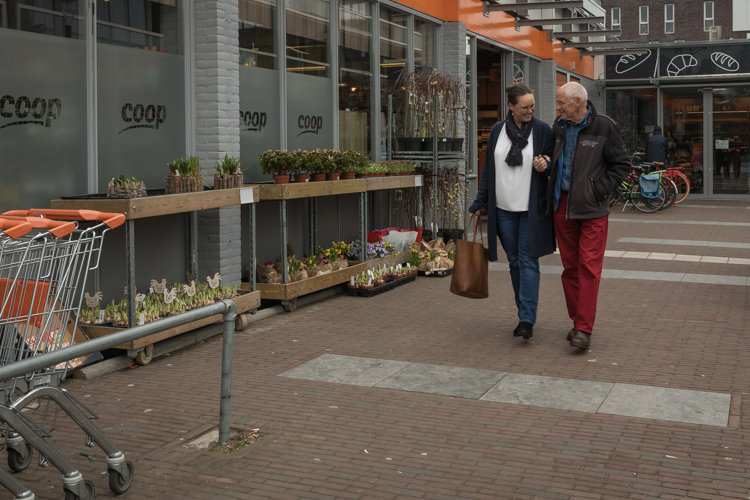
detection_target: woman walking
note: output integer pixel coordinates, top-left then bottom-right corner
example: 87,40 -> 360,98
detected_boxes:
468,84 -> 555,340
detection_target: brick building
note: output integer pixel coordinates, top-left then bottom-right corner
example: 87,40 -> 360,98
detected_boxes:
600,0 -> 750,42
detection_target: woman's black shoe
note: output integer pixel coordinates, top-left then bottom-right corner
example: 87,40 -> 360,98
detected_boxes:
515,322 -> 533,340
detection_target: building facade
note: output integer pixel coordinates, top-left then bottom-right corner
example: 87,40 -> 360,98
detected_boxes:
600,0 -> 750,43
0,0 -> 612,291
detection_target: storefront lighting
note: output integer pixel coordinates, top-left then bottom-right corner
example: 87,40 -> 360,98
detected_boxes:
380,62 -> 405,67
287,66 -> 326,72
351,87 -> 357,92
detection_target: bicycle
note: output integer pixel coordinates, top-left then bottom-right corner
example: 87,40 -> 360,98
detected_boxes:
609,164 -> 666,213
631,153 -> 691,204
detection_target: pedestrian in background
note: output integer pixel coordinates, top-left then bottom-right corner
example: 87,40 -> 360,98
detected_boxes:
645,125 -> 670,165
469,84 -> 555,341
548,82 -> 630,349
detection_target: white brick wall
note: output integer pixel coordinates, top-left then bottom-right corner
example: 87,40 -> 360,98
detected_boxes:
195,0 -> 243,286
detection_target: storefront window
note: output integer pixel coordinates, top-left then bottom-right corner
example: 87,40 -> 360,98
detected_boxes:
96,0 -> 186,191
287,0 -> 333,151
712,87 -> 750,195
379,6 -> 406,157
414,19 -> 436,73
239,0 -> 276,69
240,0 -> 280,181
513,54 -> 527,85
663,88 -> 704,194
0,0 -> 87,210
605,88 -> 657,156
338,0 -> 372,157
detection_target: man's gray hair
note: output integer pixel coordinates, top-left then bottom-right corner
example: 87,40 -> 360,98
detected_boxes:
563,82 -> 588,104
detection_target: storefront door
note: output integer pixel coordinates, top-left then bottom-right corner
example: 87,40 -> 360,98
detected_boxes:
711,87 -> 750,196
663,88 -> 705,195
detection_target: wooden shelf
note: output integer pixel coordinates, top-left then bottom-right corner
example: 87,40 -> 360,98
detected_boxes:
252,179 -> 366,201
244,253 -> 408,301
80,290 -> 261,350
50,187 -> 259,219
365,175 -> 423,191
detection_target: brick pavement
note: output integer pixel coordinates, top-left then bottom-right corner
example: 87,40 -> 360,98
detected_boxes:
13,200 -> 750,500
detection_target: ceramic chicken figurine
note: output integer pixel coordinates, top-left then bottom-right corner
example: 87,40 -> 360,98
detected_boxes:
135,293 -> 144,306
182,281 -> 196,297
150,278 -> 167,294
162,287 -> 178,304
207,272 -> 221,289
123,286 -> 137,295
84,291 -> 103,308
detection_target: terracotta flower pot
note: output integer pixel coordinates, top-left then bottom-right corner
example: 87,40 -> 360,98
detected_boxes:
340,172 -> 356,180
273,175 -> 291,184
326,173 -> 340,181
293,173 -> 310,183
310,173 -> 326,182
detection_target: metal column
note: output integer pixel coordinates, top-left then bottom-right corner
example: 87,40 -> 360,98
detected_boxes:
359,192 -> 367,262
187,211 -> 198,279
248,204 -> 256,291
125,219 -> 136,328
308,197 -> 317,256
280,200 -> 288,284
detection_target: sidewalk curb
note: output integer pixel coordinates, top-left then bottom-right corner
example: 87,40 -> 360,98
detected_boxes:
73,285 -> 344,381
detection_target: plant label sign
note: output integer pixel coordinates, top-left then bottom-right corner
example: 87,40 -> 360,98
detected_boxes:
350,277 -> 355,286
414,176 -> 422,187
139,313 -> 145,326
240,187 -> 255,204
367,278 -> 372,287
98,310 -> 105,323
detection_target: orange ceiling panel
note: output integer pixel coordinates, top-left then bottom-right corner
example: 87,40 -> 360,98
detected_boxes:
391,0 -> 594,79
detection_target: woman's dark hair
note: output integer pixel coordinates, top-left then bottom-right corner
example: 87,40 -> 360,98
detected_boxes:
505,84 -> 533,106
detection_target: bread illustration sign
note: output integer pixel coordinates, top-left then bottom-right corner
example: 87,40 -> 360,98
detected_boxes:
666,54 -> 698,77
615,50 -> 652,75
710,52 -> 740,72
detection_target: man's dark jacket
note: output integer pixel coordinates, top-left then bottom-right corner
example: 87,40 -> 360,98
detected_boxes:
469,117 -> 556,261
645,130 -> 669,164
546,101 -> 631,220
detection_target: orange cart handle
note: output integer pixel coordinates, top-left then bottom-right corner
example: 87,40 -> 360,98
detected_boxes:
0,219 -> 33,239
3,209 -> 125,229
0,216 -> 76,238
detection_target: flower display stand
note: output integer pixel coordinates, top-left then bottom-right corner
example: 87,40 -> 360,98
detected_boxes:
51,186 -> 260,364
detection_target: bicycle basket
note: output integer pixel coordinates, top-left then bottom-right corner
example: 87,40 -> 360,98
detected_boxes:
639,173 -> 662,199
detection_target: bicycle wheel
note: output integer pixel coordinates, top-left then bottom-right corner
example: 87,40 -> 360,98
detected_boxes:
657,177 -> 677,210
630,183 -> 663,213
672,171 -> 691,204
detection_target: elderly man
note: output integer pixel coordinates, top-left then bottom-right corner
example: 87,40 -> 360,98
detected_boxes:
546,82 -> 630,349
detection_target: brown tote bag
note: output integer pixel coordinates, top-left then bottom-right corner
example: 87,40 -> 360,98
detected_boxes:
449,213 -> 489,299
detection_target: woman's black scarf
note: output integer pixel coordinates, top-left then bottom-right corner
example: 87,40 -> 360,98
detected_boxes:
504,110 -> 532,167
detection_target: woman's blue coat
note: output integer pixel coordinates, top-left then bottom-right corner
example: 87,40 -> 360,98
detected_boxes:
468,117 -> 556,261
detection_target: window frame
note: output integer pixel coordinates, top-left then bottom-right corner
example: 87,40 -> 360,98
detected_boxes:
639,5 -> 649,35
664,4 -> 674,34
611,7 -> 621,30
704,1 -> 714,31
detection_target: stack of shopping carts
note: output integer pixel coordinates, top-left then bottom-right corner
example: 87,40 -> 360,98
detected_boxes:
0,209 -> 132,500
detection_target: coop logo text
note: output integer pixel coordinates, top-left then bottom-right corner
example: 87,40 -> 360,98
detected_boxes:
297,115 -> 323,136
240,110 -> 267,133
0,95 -> 61,130
120,103 -> 166,134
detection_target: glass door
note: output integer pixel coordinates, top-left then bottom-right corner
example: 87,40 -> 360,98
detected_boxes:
712,87 -> 750,196
663,88 -> 705,195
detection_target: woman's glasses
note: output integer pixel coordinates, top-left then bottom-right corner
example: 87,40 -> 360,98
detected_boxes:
513,103 -> 535,113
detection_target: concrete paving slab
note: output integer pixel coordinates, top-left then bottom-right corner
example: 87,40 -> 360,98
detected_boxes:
709,241 -> 750,249
728,257 -> 750,265
647,253 -> 676,260
620,270 -> 683,282
278,354 -> 410,387
682,274 -> 748,286
374,363 -> 508,399
661,239 -> 709,246
618,237 -> 662,244
480,373 -> 613,413
598,384 -> 730,427
673,254 -> 702,262
700,256 -> 729,263
601,268 -> 626,278
621,251 -> 651,259
604,250 -> 626,257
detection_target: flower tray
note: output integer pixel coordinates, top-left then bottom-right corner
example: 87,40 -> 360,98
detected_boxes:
417,268 -> 452,278
346,273 -> 416,297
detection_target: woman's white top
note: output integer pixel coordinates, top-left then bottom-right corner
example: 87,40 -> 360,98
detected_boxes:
494,123 -> 533,212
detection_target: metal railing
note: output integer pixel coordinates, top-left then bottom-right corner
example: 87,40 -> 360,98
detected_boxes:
0,299 -> 238,443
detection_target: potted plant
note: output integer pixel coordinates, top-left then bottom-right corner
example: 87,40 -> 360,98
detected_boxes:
259,149 -> 295,184
108,175 -> 147,198
166,156 -> 204,194
305,150 -> 327,182
214,154 -> 243,189
320,150 -> 340,181
292,150 -> 311,183
337,150 -> 368,180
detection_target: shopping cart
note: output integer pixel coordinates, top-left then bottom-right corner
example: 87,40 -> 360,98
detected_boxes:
0,209 -> 132,500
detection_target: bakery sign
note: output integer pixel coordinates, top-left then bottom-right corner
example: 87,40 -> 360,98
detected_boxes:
605,43 -> 750,80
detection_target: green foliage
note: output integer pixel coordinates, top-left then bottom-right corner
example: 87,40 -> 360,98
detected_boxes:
112,175 -> 140,187
168,156 -> 202,176
259,150 -> 296,176
215,154 -> 242,175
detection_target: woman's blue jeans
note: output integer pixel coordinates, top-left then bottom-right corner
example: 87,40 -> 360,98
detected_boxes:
496,208 -> 540,325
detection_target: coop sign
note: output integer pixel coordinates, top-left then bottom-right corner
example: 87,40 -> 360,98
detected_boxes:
120,103 -> 167,134
297,114 -> 323,136
240,110 -> 267,132
0,95 -> 61,129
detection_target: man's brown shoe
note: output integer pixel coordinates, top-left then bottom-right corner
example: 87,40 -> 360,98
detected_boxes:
566,327 -> 576,341
570,331 -> 591,349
